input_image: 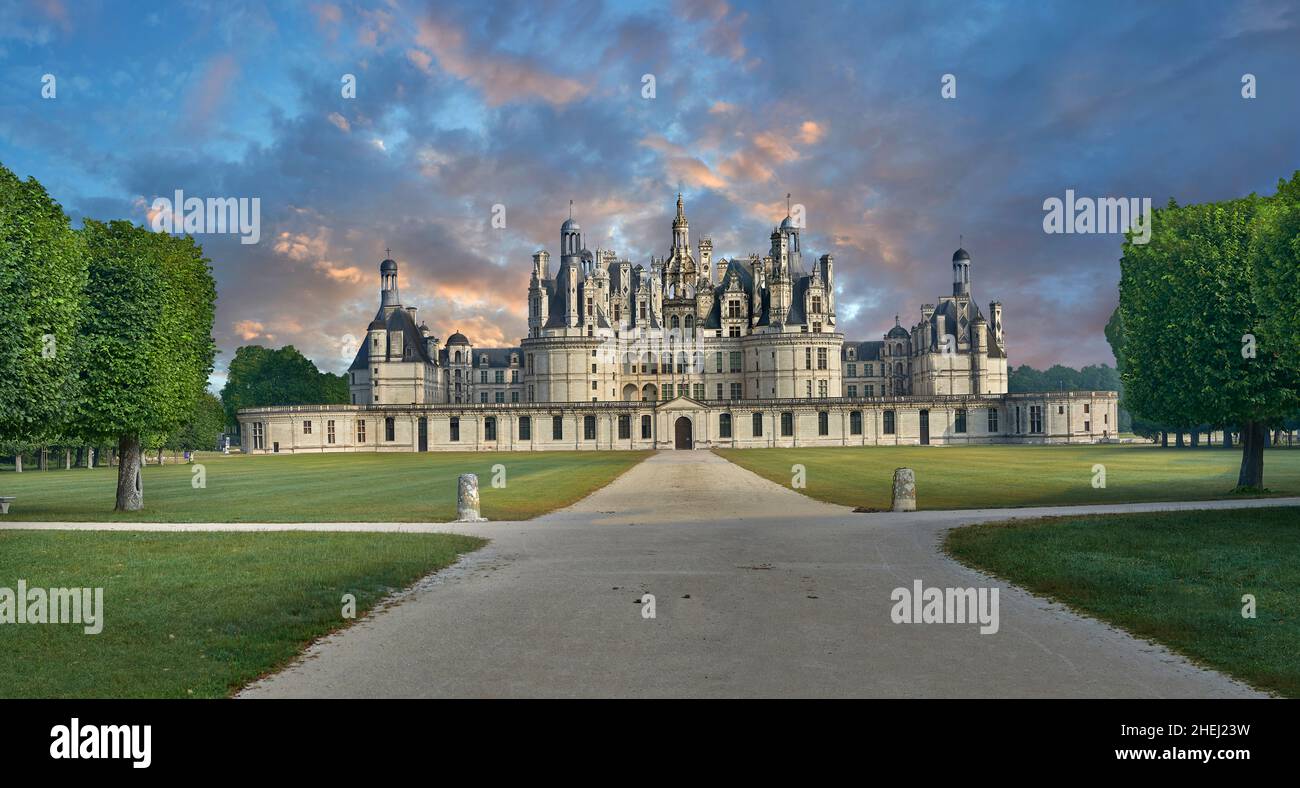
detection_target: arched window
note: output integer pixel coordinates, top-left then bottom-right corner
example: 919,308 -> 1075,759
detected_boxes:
454,351 -> 462,364
671,315 -> 680,329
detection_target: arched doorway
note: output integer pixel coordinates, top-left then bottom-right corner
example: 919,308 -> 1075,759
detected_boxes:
674,416 -> 693,449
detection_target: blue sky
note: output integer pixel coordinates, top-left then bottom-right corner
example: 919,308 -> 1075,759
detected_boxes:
3,0 -> 1297,390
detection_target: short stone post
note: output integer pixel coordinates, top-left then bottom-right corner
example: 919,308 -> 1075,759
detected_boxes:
457,473 -> 486,522
891,467 -> 916,512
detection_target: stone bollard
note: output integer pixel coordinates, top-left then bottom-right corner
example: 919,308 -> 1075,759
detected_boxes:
457,473 -> 487,522
891,467 -> 916,512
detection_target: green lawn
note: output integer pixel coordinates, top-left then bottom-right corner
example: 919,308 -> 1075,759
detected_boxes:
0,530 -> 486,698
0,450 -> 651,522
715,445 -> 1300,510
945,507 -> 1300,697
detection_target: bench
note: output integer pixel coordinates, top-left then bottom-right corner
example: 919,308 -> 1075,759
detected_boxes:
0,496 -> 13,515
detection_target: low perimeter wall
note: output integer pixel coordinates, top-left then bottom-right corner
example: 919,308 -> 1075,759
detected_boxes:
236,391 -> 1119,453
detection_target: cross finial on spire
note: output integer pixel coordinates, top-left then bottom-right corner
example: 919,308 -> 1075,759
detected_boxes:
959,233 -> 963,248
385,247 -> 392,259
569,199 -> 573,220
787,192 -> 791,215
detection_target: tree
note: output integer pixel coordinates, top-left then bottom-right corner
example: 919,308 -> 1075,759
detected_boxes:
1118,190 -> 1300,489
76,221 -> 216,510
0,163 -> 87,458
167,391 -> 227,452
1251,173 -> 1300,380
220,344 -> 349,429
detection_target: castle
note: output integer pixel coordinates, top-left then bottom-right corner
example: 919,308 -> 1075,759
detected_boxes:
346,195 -> 1008,408
239,195 -> 1112,453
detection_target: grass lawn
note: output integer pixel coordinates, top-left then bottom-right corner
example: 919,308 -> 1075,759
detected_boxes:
715,445 -> 1300,510
0,529 -> 486,698
944,507 -> 1300,697
0,450 -> 651,522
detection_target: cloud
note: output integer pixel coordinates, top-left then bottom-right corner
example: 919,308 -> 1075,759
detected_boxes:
410,18 -> 589,106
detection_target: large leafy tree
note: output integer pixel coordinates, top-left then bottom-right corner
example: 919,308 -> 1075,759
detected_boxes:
220,344 -> 348,429
76,220 -> 216,510
1251,174 -> 1300,372
0,163 -> 87,457
1118,191 -> 1300,488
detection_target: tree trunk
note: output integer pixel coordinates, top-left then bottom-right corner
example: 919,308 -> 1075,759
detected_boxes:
38,448 -> 47,470
115,435 -> 144,512
1175,431 -> 1185,448
1222,429 -> 1233,450
1190,429 -> 1200,447
13,454 -> 21,473
1237,421 -> 1267,489
157,448 -> 165,465
64,449 -> 71,469
1160,431 -> 1168,447
85,447 -> 94,468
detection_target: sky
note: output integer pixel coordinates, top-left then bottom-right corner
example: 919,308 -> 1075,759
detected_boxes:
2,0 -> 1297,391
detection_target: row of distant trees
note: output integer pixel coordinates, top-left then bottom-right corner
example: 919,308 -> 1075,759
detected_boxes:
1107,172 -> 1300,489
0,163 -> 217,510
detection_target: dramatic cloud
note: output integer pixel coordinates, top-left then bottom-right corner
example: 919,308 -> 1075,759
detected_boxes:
1,0 -> 1297,389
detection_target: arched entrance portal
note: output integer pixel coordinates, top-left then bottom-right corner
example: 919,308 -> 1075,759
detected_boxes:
674,416 -> 693,449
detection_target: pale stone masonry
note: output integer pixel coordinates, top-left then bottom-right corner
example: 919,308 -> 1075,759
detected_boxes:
240,194 -> 1115,452
239,391 -> 1117,453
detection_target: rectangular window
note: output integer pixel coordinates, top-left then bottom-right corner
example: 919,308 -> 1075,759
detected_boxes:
1084,420 -> 1091,432
805,347 -> 812,370
356,420 -> 366,443
883,410 -> 896,435
715,351 -> 724,373
693,383 -> 704,400
618,414 -> 630,439
818,411 -> 829,436
495,391 -> 505,403
865,364 -> 874,377
664,383 -> 674,400
641,414 -> 651,440
1030,405 -> 1044,433
817,348 -> 827,370
729,351 -> 742,373
866,384 -> 874,397
450,417 -> 460,442
511,391 -> 519,403
384,417 -> 395,442
850,411 -> 862,435
729,325 -> 740,338
553,415 -> 564,440
848,385 -> 857,398
303,420 -> 312,435
327,420 -> 335,444
479,392 -> 488,403
584,415 -> 596,440
818,380 -> 827,398
252,422 -> 264,450
484,417 -> 497,441
715,383 -> 723,400
480,371 -> 488,384
719,413 -> 732,438
730,382 -> 741,400
1083,403 -> 1090,414
955,408 -> 967,434
519,416 -> 531,440
780,412 -> 794,437
987,408 -> 999,432
752,412 -> 763,437
848,363 -> 857,377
